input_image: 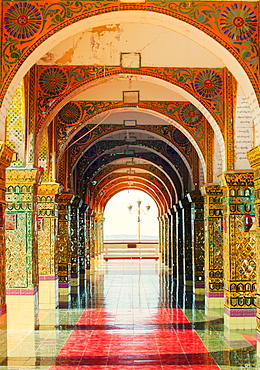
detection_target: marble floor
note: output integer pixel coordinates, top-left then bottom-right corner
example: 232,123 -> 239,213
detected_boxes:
0,260 -> 259,369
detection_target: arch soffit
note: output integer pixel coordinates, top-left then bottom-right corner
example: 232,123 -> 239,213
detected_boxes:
89,164 -> 176,201
68,126 -> 195,181
91,173 -> 172,208
95,182 -> 165,215
76,144 -> 188,195
84,159 -> 178,201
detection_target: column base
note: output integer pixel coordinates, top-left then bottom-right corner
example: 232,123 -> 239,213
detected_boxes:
224,307 -> 256,330
39,275 -> 58,309
193,283 -> 205,296
0,306 -> 7,365
6,288 -> 39,330
205,291 -> 224,310
58,283 -> 71,308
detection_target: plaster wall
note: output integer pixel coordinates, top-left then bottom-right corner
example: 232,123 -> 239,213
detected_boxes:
37,24 -> 223,68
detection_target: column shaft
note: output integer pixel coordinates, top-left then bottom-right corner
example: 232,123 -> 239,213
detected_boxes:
201,185 -> 224,308
38,183 -> 59,309
219,172 -> 256,329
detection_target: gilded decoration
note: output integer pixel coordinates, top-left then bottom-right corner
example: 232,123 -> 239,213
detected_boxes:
5,169 -> 42,289
247,146 -> 260,330
38,183 -> 59,276
57,193 -> 74,283
1,2 -> 259,105
219,172 -> 256,310
0,143 -> 13,311
190,191 -> 205,286
201,185 -> 223,293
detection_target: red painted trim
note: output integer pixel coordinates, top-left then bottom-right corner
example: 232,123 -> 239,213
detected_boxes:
6,287 -> 38,295
104,257 -> 159,260
39,275 -> 57,281
0,305 -> 6,316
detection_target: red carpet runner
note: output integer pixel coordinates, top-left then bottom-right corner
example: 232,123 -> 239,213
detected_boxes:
49,307 -> 220,369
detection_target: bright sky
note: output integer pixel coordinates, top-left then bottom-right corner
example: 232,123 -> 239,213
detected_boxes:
103,189 -> 159,240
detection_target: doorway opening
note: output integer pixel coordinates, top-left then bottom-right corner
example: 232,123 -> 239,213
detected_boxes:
103,189 -> 159,260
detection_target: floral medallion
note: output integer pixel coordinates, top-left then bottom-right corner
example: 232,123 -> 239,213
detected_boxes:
58,103 -> 81,125
180,104 -> 203,126
220,4 -> 257,41
173,129 -> 189,147
194,70 -> 222,98
39,68 -> 67,96
4,2 -> 42,39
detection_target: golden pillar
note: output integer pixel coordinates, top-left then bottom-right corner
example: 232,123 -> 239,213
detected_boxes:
5,168 -> 43,330
71,197 -> 82,304
0,144 -> 13,364
188,191 -> 205,295
57,193 -> 74,308
201,185 -> 224,309
247,147 -> 260,355
219,172 -> 256,329
38,183 -> 59,309
79,204 -> 88,290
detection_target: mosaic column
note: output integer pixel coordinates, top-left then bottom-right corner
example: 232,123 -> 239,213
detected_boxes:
167,211 -> 173,270
247,147 -> 260,356
85,208 -> 91,272
90,210 -> 97,271
218,172 -> 256,329
0,144 -> 13,365
5,168 -> 43,330
171,206 -> 178,282
79,204 -> 89,291
163,214 -> 169,267
176,203 -> 184,286
188,191 -> 205,295
182,198 -> 193,287
71,197 -> 82,304
38,183 -> 59,309
57,193 -> 74,308
201,185 -> 224,309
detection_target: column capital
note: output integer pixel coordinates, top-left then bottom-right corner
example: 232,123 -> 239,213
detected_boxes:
247,145 -> 260,170
38,183 -> 60,196
218,171 -> 254,188
6,167 -> 44,186
201,184 -> 223,197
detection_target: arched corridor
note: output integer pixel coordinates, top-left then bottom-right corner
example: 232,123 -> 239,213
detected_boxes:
1,1 -> 260,368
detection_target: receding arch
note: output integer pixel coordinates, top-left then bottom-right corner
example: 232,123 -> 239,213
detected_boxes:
1,10 -> 259,148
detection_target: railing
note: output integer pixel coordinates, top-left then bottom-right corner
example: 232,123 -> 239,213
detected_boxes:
103,241 -> 159,260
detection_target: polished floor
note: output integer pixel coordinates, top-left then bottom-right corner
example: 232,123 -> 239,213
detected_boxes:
1,260 -> 259,369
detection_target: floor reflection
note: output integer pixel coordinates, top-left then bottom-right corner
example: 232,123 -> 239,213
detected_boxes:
1,260 -> 259,369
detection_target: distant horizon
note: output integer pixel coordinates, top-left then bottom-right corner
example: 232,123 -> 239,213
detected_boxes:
104,234 -> 158,241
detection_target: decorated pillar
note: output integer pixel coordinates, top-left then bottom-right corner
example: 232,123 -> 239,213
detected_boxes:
70,197 -> 82,304
182,198 -> 193,287
5,168 -> 43,330
167,211 -> 173,270
188,191 -> 205,295
38,183 -> 59,309
79,204 -> 89,291
90,210 -> 96,271
0,144 -> 13,364
163,214 -> 169,267
171,206 -> 178,282
219,172 -> 256,329
176,203 -> 184,286
247,147 -> 260,355
85,208 -> 91,272
57,193 -> 74,308
201,185 -> 224,308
